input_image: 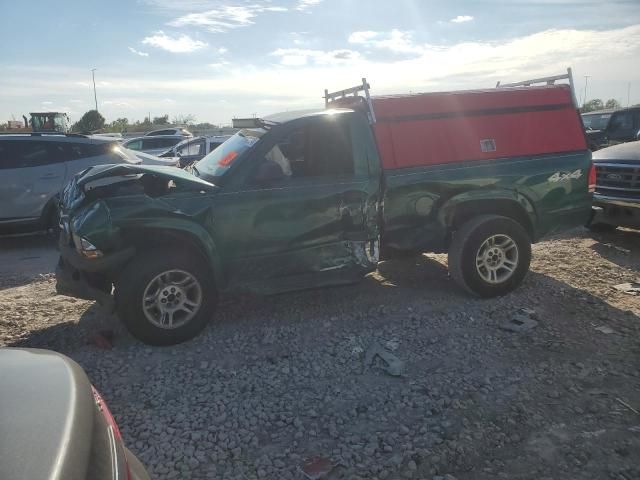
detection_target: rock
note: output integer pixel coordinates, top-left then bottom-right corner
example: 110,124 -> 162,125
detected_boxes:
500,313 -> 538,333
363,343 -> 405,377
300,456 -> 335,479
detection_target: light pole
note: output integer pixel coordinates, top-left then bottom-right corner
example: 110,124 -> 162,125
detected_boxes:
582,75 -> 591,108
91,68 -> 98,112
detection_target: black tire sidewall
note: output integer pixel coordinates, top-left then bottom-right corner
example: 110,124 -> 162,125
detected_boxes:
458,218 -> 531,298
116,251 -> 216,346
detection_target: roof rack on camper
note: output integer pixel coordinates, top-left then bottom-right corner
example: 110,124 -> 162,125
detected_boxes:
324,78 -> 377,124
496,67 -> 578,108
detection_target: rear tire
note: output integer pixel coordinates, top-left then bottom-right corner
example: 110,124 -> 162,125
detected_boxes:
115,249 -> 216,346
448,215 -> 531,298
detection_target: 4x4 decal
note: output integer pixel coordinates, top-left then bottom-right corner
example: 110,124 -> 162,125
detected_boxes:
548,170 -> 583,183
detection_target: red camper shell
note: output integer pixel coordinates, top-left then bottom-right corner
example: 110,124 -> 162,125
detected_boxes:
370,85 -> 587,170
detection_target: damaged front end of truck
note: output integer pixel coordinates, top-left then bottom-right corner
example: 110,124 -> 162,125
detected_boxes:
56,164 -> 220,309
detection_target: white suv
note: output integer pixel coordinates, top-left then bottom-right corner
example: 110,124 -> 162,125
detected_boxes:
0,134 -> 140,233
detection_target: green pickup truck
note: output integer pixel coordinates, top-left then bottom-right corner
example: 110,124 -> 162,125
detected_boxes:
56,77 -> 594,345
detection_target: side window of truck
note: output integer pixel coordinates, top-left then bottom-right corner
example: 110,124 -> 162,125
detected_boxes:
254,117 -> 354,184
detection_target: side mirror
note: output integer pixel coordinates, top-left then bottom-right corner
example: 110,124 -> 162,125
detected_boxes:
253,160 -> 285,185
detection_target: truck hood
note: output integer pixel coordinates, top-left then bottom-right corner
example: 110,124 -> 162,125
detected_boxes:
75,163 -> 218,191
593,140 -> 640,163
61,163 -> 218,215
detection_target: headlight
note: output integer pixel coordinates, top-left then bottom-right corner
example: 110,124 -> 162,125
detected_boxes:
72,233 -> 104,259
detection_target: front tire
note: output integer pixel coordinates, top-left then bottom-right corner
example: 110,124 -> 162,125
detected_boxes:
115,249 -> 216,346
448,215 -> 532,298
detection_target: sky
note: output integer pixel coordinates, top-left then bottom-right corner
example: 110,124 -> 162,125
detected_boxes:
1,0 -> 640,126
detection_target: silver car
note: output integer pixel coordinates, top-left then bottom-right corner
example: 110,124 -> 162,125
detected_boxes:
159,135 -> 232,168
0,134 -> 140,233
122,135 -> 185,156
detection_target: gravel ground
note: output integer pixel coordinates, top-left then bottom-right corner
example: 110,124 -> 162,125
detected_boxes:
1,228 -> 639,480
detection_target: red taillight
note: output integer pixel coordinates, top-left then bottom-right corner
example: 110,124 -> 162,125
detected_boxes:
92,386 -> 132,479
92,386 -> 123,440
588,163 -> 597,193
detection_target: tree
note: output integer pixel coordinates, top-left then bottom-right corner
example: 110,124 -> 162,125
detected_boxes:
605,99 -> 621,109
152,114 -> 169,125
172,114 -> 196,126
72,110 -> 106,133
581,99 -> 604,113
106,117 -> 129,133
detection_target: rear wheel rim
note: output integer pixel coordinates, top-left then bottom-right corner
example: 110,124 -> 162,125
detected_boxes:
142,270 -> 203,330
475,234 -> 519,285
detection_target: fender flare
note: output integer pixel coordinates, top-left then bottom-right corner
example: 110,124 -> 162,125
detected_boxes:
438,189 -> 537,239
123,220 -> 224,288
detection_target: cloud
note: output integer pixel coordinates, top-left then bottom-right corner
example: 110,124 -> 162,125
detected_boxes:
450,15 -> 474,23
169,5 -> 287,33
102,100 -> 131,108
142,31 -> 208,52
42,101 -> 53,105
349,29 -> 423,55
218,47 -> 228,54
296,0 -> 323,11
209,61 -> 231,69
2,26 -> 639,124
270,48 -> 361,66
128,47 -> 150,57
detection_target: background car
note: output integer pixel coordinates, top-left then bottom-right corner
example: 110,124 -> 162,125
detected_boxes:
122,135 -> 185,156
144,127 -> 192,137
589,140 -> 640,231
90,133 -> 124,142
159,135 -> 232,167
0,133 -> 142,233
583,107 -> 640,150
0,348 -> 150,480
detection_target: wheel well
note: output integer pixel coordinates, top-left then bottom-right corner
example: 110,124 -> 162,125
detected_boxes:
40,195 -> 60,229
449,200 -> 534,243
123,229 -> 214,277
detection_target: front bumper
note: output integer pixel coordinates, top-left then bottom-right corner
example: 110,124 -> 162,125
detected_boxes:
592,194 -> 640,229
55,258 -> 116,310
55,233 -> 136,308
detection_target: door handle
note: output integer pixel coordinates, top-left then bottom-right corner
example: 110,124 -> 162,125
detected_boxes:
40,173 -> 59,179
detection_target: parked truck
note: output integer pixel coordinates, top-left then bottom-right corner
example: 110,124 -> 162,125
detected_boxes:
56,73 -> 595,345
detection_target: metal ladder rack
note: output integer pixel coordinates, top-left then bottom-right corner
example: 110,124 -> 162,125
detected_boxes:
496,67 -> 578,108
324,78 -> 377,124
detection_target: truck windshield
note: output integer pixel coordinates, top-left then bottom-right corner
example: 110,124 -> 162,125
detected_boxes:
582,113 -> 612,130
194,129 -> 265,180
